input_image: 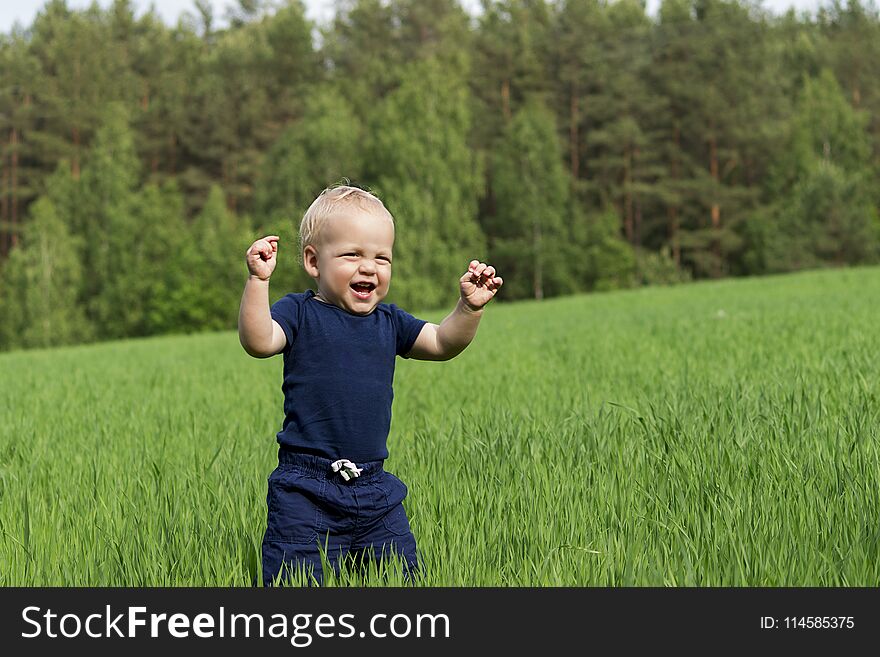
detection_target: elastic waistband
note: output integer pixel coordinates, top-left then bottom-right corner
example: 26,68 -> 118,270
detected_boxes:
276,448 -> 385,482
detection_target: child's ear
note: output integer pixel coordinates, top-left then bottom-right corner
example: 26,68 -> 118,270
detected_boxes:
303,246 -> 319,278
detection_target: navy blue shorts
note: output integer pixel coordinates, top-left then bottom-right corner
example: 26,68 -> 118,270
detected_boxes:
261,448 -> 419,586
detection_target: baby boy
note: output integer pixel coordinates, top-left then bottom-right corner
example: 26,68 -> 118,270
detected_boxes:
238,185 -> 503,585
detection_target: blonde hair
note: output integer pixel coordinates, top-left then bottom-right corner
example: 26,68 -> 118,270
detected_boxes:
298,183 -> 394,266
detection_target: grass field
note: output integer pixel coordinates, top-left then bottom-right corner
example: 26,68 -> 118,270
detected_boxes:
2,267 -> 879,586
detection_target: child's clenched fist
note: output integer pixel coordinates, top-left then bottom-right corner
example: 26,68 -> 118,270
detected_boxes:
246,235 -> 279,281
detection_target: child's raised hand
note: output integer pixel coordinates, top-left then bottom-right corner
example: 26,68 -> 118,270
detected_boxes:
460,260 -> 503,311
246,235 -> 279,280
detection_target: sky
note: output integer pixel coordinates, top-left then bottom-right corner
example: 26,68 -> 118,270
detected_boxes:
0,0 -> 827,34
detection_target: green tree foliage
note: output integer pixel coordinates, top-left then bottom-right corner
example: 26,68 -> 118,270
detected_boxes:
186,185 -> 251,331
0,33 -> 42,258
472,0 -> 553,144
790,69 -> 872,178
78,103 -> 142,338
746,69 -> 880,271
549,0 -> 609,185
784,160 -> 879,267
78,104 -> 143,337
177,1 -> 317,215
653,0 -> 786,277
254,87 -> 363,297
367,58 -> 485,309
580,209 -> 637,291
490,100 -> 574,300
28,0 -> 136,179
822,1 -> 880,190
254,88 -> 362,227
396,0 -> 473,70
2,0 -> 880,351
130,9 -> 191,187
584,0 -> 663,247
132,182 -> 194,334
321,0 -> 403,119
0,197 -> 92,349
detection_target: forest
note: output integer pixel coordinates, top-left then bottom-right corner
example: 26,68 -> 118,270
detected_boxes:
1,0 -> 878,350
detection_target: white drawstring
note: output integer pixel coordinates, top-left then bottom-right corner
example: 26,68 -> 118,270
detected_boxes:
330,459 -> 363,481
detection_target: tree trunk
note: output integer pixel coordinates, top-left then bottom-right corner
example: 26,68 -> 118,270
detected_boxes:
1,134 -> 8,258
668,206 -> 680,266
501,79 -> 511,121
534,217 -> 543,300
73,57 -> 81,180
709,137 -> 720,230
633,146 -> 642,246
10,127 -> 18,249
569,82 -> 579,179
227,159 -> 237,213
144,87 -> 158,173
72,126 -> 81,180
669,125 -> 681,267
709,134 -> 721,276
168,134 -> 177,174
624,144 -> 634,244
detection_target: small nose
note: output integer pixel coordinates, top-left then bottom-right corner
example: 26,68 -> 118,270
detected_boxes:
359,259 -> 377,274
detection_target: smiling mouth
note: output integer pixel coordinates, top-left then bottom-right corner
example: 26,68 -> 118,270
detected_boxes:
350,283 -> 375,299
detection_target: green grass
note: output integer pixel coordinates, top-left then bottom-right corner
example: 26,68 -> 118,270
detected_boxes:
2,266 -> 880,585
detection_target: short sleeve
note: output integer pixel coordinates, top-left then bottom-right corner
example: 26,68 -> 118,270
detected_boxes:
270,294 -> 300,351
389,304 -> 427,358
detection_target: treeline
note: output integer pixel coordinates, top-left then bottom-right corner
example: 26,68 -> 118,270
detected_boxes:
1,0 -> 879,351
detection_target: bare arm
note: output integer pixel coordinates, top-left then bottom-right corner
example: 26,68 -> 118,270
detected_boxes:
407,300 -> 483,361
238,275 -> 287,358
239,235 -> 287,358
406,260 -> 503,361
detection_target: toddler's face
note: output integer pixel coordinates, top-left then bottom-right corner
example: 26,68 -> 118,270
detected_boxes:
306,211 -> 394,316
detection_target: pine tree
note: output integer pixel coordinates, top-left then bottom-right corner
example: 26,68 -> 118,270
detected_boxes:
321,0 -> 404,120
548,0 -> 608,185
0,34 -> 41,258
262,0 -> 320,126
28,0 -> 135,180
822,1 -> 880,193
584,0 -> 665,249
395,0 -> 472,70
471,0 -> 553,146
653,0 -> 784,277
131,9 -> 184,184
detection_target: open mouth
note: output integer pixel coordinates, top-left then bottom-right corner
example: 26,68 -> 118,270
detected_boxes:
350,282 -> 376,299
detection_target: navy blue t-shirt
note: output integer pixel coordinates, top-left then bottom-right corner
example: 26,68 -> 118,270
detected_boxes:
269,289 -> 427,462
